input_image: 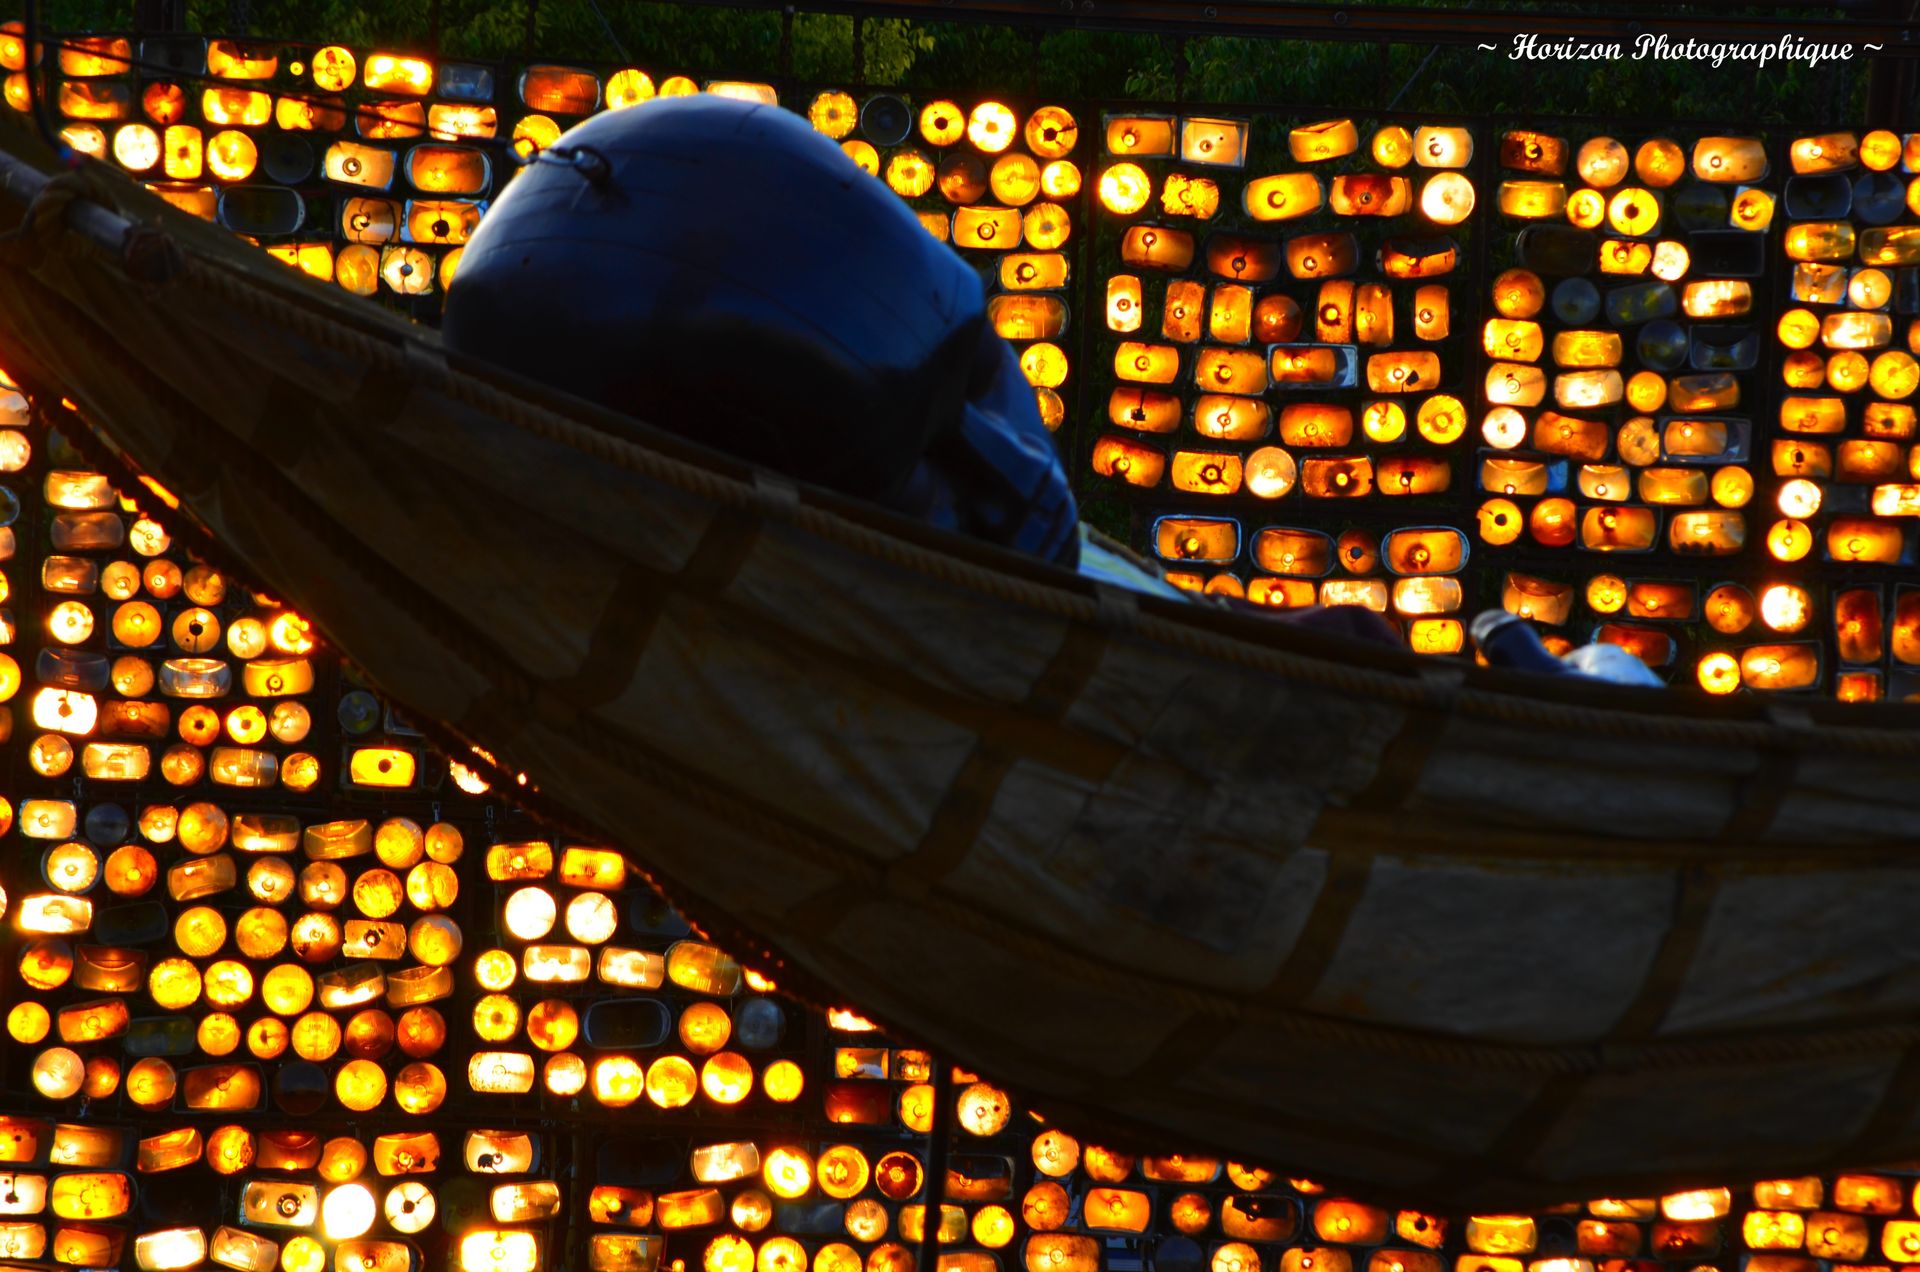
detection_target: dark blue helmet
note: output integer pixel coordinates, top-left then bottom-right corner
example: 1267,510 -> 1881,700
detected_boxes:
443,94 -> 1076,563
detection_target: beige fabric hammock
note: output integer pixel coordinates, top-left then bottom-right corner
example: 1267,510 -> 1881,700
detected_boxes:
6,122 -> 1920,1209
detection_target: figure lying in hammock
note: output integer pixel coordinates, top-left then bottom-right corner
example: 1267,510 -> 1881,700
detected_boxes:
440,95 -> 1647,682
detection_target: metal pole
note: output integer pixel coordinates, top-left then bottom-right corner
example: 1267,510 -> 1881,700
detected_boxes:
0,144 -> 135,254
133,0 -> 189,34
18,0 -> 62,155
915,1058 -> 955,1272
1864,0 -> 1920,125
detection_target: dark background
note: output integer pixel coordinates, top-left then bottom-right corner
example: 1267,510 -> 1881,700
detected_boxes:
16,0 -> 1892,124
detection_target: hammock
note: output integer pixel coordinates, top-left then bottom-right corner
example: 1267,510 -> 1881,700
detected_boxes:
6,125 -> 1920,1211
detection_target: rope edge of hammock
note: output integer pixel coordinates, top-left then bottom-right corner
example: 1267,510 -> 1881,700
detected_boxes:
8,147 -> 1920,761
179,253 -> 1920,755
16,150 -> 1920,1213
33,331 -> 1920,1089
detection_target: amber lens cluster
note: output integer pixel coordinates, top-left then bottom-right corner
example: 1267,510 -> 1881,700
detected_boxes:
15,33 -> 1078,443
22,28 -> 1920,695
1474,131 -> 1768,676
0,372 -> 1047,1272
21,41 -> 1920,1271
862,97 -> 1081,436
1087,114 -> 1472,652
29,41 -> 725,296
1732,128 -> 1920,700
9,147 -> 1920,1272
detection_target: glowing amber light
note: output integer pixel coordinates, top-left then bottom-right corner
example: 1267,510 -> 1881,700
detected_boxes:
1477,498 -> 1523,546
59,123 -> 105,159
196,128 -> 255,180
1288,117 -> 1357,162
1415,396 -> 1467,445
527,1053 -> 580,1098
321,1184 -> 376,1240
1661,1189 -> 1731,1221
1498,180 -> 1566,219
278,1237 -> 326,1272
1745,1211 -> 1807,1251
1850,128 -> 1901,173
7,1001 -> 47,1046
1372,125 -> 1413,167
1759,584 -> 1812,634
1556,188 -> 1603,229
919,100 -> 964,146
764,1147 -> 814,1199
265,611 -> 315,654
1020,342 -> 1068,387
1601,185 -> 1658,235
390,1061 -> 447,1114
1011,105 -> 1074,159
323,1057 -> 386,1112
817,1145 -> 871,1200
298,44 -> 357,93
511,115 -> 561,160
1242,172 -> 1322,223
32,1047 -> 85,1098
362,53 -> 432,95
763,1059 -> 804,1102
1767,519 -> 1813,562
1710,467 -> 1754,508
705,1235 -> 754,1272
1233,446 -> 1298,501
1776,478 -> 1823,519
1731,186 -> 1775,230
113,123 -> 160,171
967,101 -> 1017,152
643,1054 -> 697,1108
677,1001 -> 732,1054
1570,136 -> 1626,187
1099,163 -> 1152,215
154,123 -> 205,181
595,68 -> 656,110
1420,172 -> 1475,224
472,993 -> 520,1044
1161,171 -> 1221,219
461,1231 -> 539,1272
885,149 -> 934,198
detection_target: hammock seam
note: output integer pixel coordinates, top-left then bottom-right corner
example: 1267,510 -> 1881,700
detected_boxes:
40,291 -> 1920,1082
159,245 -> 1920,761
11,144 -> 1920,1208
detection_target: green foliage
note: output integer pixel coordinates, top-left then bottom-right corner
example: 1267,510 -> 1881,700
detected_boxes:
19,0 -> 1885,122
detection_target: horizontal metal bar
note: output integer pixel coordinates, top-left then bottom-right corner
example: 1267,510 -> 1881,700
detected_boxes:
0,149 -> 130,255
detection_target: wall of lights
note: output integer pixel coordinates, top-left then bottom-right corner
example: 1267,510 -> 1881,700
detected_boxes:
1086,112 -> 1474,651
12,27 -> 1920,695
4,20 -> 1920,1272
1475,131 -> 1774,686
